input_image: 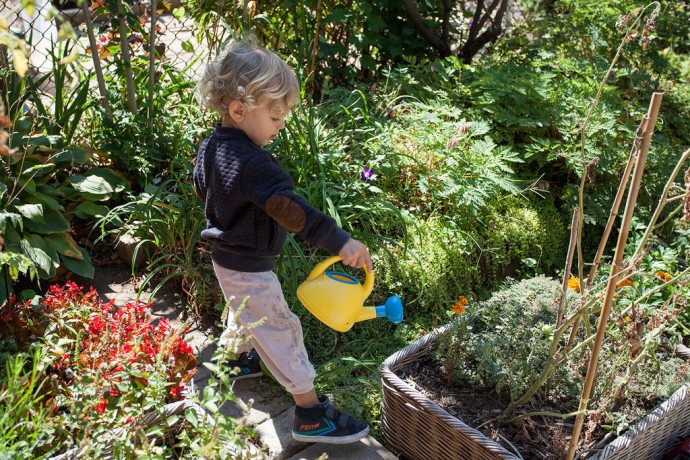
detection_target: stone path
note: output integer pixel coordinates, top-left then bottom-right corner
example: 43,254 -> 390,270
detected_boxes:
85,264 -> 398,460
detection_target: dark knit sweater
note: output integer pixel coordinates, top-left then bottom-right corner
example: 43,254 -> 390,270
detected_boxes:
193,125 -> 350,272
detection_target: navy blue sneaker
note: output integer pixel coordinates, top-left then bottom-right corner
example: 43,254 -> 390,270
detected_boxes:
292,395 -> 369,444
228,349 -> 263,381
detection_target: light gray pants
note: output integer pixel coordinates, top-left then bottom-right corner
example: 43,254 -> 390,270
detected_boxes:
213,262 -> 316,395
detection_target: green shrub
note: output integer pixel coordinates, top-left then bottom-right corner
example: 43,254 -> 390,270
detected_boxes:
478,194 -> 567,283
0,93 -> 129,304
377,217 -> 482,318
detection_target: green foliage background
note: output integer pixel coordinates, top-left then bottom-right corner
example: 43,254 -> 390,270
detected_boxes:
1,0 -> 690,454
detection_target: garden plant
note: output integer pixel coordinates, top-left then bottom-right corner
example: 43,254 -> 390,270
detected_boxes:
1,0 -> 690,457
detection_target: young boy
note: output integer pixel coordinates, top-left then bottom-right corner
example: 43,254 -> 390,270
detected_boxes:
193,36 -> 373,444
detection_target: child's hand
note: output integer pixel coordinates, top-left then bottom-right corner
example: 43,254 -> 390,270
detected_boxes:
338,238 -> 373,273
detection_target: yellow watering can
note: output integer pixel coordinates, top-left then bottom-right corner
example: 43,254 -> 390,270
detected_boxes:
296,256 -> 403,333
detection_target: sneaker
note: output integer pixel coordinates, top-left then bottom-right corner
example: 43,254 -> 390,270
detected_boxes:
227,349 -> 263,381
292,395 -> 369,444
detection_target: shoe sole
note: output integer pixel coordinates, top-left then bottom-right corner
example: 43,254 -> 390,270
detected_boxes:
292,426 -> 369,444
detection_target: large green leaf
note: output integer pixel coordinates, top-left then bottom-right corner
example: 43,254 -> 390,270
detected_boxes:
69,201 -> 110,219
1,219 -> 22,250
23,191 -> 64,211
53,148 -> 94,166
0,212 -> 23,232
44,233 -> 83,259
15,203 -> 45,223
69,175 -> 114,200
61,247 -> 94,278
36,183 -> 60,198
85,168 -> 130,193
23,207 -> 70,234
20,163 -> 54,178
20,233 -> 57,278
15,176 -> 36,194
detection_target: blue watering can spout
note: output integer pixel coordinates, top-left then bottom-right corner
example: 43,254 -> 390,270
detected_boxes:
375,295 -> 404,324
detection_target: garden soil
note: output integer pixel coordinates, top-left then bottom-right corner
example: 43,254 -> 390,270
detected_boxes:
398,356 -> 669,460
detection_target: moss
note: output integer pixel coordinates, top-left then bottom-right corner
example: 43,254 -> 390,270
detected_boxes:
478,194 -> 567,285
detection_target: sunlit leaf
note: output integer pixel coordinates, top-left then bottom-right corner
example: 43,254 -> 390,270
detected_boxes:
15,203 -> 45,223
44,233 -> 83,259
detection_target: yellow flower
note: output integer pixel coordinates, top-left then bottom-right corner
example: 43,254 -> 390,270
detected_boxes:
452,295 -> 468,315
655,270 -> 672,282
625,315 -> 632,322
568,276 -> 581,292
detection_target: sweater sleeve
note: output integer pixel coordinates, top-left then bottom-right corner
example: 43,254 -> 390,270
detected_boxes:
242,155 -> 350,255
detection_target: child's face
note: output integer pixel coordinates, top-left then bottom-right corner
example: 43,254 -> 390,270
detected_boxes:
236,101 -> 288,147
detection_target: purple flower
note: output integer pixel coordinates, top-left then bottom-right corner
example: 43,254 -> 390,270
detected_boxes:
361,167 -> 375,182
457,123 -> 470,134
446,137 -> 459,149
370,83 -> 377,93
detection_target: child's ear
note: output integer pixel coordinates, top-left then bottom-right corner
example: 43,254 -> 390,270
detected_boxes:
227,100 -> 245,123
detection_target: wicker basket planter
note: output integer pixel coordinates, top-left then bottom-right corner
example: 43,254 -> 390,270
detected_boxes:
380,324 -> 690,460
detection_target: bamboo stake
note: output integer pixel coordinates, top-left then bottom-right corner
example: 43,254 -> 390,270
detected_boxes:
566,115 -> 649,353
147,0 -> 158,127
80,0 -> 111,118
587,116 -> 648,285
566,92 -> 663,460
557,208 -> 579,328
116,0 -> 138,115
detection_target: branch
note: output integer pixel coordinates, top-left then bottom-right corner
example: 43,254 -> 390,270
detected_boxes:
402,0 -> 451,57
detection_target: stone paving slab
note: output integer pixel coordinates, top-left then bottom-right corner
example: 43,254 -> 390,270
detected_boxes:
287,436 -> 399,460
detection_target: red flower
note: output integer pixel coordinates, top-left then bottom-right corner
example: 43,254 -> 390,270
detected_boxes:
169,385 -> 183,400
88,316 -> 107,335
94,398 -> 107,413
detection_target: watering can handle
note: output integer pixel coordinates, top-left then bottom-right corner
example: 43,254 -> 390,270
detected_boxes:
307,256 -> 375,299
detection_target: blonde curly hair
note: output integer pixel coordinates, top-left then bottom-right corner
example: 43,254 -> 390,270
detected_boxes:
196,35 -> 299,116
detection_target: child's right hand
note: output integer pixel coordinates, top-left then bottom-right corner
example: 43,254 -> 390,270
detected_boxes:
338,238 -> 373,273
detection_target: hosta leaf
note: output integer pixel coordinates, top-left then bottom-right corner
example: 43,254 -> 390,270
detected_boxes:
36,183 -> 60,198
85,168 -> 130,193
15,203 -> 45,223
44,233 -> 83,259
53,149 -> 94,166
20,163 -> 54,178
23,191 -> 64,211
20,234 -> 57,278
0,212 -> 23,232
23,208 -> 70,234
61,247 -> 94,278
69,175 -> 114,200
69,201 -> 110,219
